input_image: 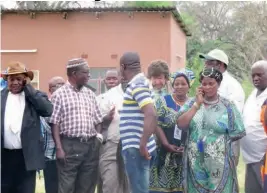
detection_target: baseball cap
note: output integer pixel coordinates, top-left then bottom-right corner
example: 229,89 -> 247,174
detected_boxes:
199,49 -> 229,65
120,52 -> 140,66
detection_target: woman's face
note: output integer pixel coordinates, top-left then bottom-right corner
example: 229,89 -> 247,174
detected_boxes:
201,77 -> 219,98
173,76 -> 189,97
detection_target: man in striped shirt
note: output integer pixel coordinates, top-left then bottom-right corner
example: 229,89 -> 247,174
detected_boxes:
119,52 -> 174,193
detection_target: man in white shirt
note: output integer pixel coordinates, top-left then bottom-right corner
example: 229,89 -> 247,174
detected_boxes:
97,70 -> 130,193
241,60 -> 267,193
200,49 -> 245,166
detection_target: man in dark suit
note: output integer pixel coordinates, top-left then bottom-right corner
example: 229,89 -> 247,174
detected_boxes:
1,61 -> 53,193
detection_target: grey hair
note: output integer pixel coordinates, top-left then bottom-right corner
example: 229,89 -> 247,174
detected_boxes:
48,76 -> 65,86
251,60 -> 267,71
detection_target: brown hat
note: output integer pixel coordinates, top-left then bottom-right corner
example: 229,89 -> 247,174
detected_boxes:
2,62 -> 34,81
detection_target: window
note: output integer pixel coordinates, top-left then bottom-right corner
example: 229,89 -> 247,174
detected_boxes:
31,70 -> 39,89
87,67 -> 116,95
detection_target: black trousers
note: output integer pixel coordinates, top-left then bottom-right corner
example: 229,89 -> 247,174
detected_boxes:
43,158 -> 58,193
57,136 -> 100,193
1,149 -> 36,193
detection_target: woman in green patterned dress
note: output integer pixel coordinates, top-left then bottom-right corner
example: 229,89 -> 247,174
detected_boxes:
149,69 -> 195,193
177,68 -> 246,193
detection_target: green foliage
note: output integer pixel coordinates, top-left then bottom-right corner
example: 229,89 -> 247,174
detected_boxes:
241,78 -> 254,99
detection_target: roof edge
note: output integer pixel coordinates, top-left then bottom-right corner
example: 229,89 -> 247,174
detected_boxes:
1,6 -> 191,36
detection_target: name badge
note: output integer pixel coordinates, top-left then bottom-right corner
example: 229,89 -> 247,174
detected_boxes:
174,125 -> 182,140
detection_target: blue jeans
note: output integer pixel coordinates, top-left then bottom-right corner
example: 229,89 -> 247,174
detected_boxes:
122,148 -> 156,193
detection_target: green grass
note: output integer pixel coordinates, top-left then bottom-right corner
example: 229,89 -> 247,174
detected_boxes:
36,157 -> 246,193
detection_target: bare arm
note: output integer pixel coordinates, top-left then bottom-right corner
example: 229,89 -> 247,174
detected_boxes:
51,124 -> 62,150
140,103 -> 157,143
177,104 -> 199,130
264,106 -> 267,128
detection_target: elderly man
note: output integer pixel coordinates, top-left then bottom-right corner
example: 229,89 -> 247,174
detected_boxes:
1,62 -> 53,193
200,48 -> 245,165
42,76 -> 65,193
49,58 -> 104,193
241,60 -> 267,193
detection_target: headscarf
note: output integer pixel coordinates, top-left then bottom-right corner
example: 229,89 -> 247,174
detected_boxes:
169,68 -> 195,87
200,67 -> 223,83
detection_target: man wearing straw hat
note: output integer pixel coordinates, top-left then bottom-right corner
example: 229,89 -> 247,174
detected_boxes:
1,61 -> 53,193
49,58 -> 104,193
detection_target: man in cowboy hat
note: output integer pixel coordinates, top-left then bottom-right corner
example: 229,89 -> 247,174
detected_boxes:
199,49 -> 245,166
1,61 -> 53,193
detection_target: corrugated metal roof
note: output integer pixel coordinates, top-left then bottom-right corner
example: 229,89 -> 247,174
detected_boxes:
1,6 -> 191,36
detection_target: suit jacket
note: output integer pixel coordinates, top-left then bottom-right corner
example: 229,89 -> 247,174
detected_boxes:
1,84 -> 53,171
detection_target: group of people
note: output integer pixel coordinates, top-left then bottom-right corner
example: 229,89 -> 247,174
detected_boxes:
1,48 -> 267,193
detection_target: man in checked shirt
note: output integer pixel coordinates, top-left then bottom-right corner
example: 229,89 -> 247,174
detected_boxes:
49,58 -> 104,193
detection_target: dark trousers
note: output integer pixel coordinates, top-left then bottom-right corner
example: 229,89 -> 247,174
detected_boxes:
57,136 -> 100,193
1,148 -> 36,193
43,158 -> 58,193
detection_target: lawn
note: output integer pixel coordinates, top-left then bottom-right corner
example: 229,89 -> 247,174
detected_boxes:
36,156 -> 246,193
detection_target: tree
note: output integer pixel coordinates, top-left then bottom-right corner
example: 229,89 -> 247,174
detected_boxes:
16,1 -> 81,10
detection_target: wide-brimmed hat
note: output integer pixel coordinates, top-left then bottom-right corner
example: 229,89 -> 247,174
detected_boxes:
199,49 -> 229,66
1,62 -> 34,81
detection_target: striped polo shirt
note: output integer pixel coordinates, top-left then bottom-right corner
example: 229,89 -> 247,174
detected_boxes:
119,73 -> 156,153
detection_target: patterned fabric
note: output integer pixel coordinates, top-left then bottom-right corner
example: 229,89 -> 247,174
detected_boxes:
170,68 -> 195,86
41,117 -> 56,160
260,99 -> 267,192
179,97 -> 245,193
119,73 -> 156,154
149,95 -> 189,193
49,81 -> 103,138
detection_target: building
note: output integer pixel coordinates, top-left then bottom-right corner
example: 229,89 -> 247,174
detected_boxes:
1,6 -> 190,94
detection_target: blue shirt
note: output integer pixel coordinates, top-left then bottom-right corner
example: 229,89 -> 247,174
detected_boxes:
119,73 -> 156,154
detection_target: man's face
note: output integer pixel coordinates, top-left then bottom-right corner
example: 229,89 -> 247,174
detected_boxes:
104,71 -> 120,90
150,74 -> 167,90
74,65 -> 90,87
7,74 -> 26,94
205,60 -> 221,72
252,66 -> 267,91
49,78 -> 65,94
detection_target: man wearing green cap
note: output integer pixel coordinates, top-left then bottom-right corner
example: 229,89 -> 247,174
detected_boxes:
200,48 -> 245,166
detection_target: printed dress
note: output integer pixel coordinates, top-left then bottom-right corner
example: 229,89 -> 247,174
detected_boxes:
179,97 -> 245,193
149,95 -> 189,193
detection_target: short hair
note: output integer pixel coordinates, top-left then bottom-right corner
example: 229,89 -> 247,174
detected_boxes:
251,60 -> 267,71
147,60 -> 170,80
199,68 -> 223,84
67,65 -> 83,77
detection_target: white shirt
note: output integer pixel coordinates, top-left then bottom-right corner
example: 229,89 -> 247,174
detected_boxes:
97,84 -> 124,142
218,71 -> 245,113
241,88 -> 267,164
4,91 -> 26,149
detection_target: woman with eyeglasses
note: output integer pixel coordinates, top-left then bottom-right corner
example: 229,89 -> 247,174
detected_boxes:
177,68 -> 245,193
149,69 -> 195,193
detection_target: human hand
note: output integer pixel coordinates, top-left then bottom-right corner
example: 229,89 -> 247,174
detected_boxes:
196,86 -> 204,105
140,140 -> 151,160
56,148 -> 66,165
164,144 -> 183,153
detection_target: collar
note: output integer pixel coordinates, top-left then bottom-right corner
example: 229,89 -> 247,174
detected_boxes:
8,91 -> 25,97
66,81 -> 85,92
128,73 -> 145,85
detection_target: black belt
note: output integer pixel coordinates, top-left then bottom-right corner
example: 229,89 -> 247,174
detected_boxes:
60,135 -> 96,143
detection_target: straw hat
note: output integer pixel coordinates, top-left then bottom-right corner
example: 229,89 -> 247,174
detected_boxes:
2,62 -> 34,81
